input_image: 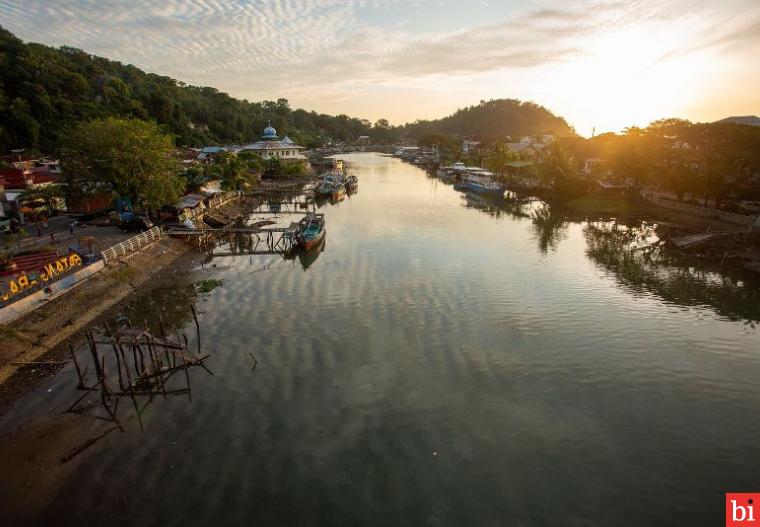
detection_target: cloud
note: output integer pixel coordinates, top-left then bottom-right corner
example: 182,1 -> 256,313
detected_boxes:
0,0 -> 758,123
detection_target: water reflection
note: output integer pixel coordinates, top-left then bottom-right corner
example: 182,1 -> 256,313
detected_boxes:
122,280 -> 220,336
452,182 -> 760,324
3,153 -> 760,527
585,221 -> 760,324
530,204 -> 569,254
284,236 -> 327,270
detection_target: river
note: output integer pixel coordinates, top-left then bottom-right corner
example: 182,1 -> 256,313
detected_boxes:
2,152 -> 760,526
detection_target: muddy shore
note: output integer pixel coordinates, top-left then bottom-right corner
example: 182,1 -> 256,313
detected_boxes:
0,238 -> 215,525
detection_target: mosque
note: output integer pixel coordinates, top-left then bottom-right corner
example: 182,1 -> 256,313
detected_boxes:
241,122 -> 306,163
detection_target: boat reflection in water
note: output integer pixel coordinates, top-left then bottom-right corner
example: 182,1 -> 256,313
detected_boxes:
285,235 -> 326,270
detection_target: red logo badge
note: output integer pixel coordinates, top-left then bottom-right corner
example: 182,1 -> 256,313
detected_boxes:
727,494 -> 760,526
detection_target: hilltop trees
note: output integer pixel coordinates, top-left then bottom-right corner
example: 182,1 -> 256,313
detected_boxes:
0,25 -> 379,151
60,117 -> 184,212
402,99 -> 574,142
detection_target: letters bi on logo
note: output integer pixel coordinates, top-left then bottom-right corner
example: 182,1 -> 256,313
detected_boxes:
727,494 -> 760,526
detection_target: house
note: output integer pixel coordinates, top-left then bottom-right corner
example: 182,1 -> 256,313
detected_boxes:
197,146 -> 226,162
0,167 -> 62,221
462,139 -> 480,156
505,142 -> 546,162
583,158 -> 605,176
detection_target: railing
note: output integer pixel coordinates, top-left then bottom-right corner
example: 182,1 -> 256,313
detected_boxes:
648,197 -> 758,226
101,226 -> 163,264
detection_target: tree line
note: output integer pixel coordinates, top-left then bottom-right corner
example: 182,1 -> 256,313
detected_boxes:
564,119 -> 760,207
0,25 -> 391,152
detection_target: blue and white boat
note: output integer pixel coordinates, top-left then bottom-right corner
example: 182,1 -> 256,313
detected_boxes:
463,170 -> 503,193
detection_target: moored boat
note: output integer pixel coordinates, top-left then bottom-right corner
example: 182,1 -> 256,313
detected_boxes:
345,175 -> 358,190
437,161 -> 468,181
463,170 -> 503,193
331,184 -> 346,201
318,172 -> 346,197
298,213 -> 326,250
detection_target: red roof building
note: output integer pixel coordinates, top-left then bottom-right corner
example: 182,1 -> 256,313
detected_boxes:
0,168 -> 59,190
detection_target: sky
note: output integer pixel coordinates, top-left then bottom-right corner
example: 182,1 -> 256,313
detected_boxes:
1,0 -> 759,136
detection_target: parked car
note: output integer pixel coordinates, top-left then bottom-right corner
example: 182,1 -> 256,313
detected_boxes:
119,215 -> 154,232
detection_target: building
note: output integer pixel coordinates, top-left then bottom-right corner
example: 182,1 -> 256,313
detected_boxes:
462,139 -> 480,156
505,142 -> 545,162
0,166 -> 61,221
240,123 -> 306,163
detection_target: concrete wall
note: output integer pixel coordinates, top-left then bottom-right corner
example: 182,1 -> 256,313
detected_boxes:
0,260 -> 104,325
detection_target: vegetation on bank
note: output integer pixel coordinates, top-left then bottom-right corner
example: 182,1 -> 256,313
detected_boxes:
61,117 -> 185,213
472,121 -> 760,212
562,119 -> 760,206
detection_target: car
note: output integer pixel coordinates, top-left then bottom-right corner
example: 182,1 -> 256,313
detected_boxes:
119,216 -> 154,232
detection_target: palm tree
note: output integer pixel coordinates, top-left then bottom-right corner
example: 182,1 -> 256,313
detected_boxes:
535,142 -> 577,192
484,142 -> 519,182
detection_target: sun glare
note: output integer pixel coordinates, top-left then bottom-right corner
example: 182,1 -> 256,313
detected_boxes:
552,24 -> 710,135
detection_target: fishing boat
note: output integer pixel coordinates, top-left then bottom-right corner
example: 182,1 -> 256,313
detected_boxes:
317,172 -> 346,197
437,161 -> 468,181
345,175 -> 358,190
331,184 -> 346,201
298,213 -> 326,250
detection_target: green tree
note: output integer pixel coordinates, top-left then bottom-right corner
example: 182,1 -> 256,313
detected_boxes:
207,152 -> 256,190
60,117 -> 184,213
535,142 -> 582,198
484,142 -> 520,180
18,184 -> 65,214
184,167 -> 207,192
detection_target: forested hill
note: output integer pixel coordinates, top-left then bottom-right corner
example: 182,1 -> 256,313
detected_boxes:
402,99 -> 575,141
0,25 -> 376,151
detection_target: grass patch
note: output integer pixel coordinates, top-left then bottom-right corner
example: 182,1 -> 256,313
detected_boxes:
111,266 -> 136,282
194,279 -> 223,294
0,325 -> 24,340
568,194 -> 639,216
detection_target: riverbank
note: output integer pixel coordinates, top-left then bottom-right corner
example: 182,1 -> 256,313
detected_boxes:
0,196 -> 256,390
0,237 -> 195,385
0,237 -> 215,525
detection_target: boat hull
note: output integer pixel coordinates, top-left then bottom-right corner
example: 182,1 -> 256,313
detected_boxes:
465,182 -> 503,193
301,228 -> 326,250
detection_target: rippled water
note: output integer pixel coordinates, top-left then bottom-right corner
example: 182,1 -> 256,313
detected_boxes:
3,153 -> 760,526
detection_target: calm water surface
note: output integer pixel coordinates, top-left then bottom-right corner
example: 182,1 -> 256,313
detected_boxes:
3,152 -> 760,526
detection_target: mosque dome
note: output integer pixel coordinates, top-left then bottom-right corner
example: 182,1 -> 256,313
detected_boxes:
261,121 -> 278,140
282,134 -> 295,145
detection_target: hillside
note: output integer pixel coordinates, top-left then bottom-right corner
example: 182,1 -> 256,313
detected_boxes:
0,25 -> 375,151
0,26 -> 575,153
715,116 -> 760,127
401,99 -> 575,142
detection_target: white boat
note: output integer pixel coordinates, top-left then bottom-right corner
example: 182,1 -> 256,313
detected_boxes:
436,161 -> 468,180
464,170 -> 502,193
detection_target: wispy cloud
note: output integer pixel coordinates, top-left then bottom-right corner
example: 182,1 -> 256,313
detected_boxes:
0,0 -> 759,129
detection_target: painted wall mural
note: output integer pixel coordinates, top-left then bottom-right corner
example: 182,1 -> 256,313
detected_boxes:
1,253 -> 83,302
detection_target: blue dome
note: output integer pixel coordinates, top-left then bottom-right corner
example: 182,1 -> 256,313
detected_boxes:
261,121 -> 277,140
